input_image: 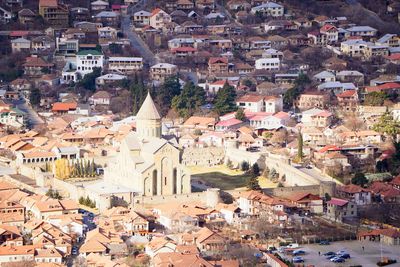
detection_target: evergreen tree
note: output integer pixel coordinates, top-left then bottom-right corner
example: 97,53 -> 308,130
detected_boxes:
130,74 -> 147,114
85,196 -> 91,206
156,75 -> 181,115
84,160 -> 89,177
235,108 -> 246,121
213,82 -> 237,115
241,161 -> 249,171
283,73 -> 310,109
78,67 -> 102,91
91,159 -> 96,176
171,81 -> 205,118
297,131 -> 304,161
251,163 -> 260,177
80,159 -> 84,177
29,87 -> 41,107
247,176 -> 261,191
352,172 -> 368,187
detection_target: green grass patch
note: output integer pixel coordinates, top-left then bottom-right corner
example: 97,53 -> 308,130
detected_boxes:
193,171 -> 251,190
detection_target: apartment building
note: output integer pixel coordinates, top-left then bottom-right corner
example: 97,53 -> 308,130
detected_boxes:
108,57 -> 143,74
38,0 -> 68,27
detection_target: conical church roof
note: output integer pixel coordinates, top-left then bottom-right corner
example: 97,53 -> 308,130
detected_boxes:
136,92 -> 161,120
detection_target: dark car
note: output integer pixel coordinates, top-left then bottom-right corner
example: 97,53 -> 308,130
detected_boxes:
292,256 -> 304,263
293,250 -> 306,256
326,255 -> 337,260
338,253 -> 351,259
319,240 -> 330,245
323,252 -> 336,257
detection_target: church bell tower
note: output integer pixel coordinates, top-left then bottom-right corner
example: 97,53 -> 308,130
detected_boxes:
136,92 -> 162,139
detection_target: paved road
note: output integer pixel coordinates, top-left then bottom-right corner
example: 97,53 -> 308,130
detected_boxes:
122,3 -> 157,66
11,98 -> 44,128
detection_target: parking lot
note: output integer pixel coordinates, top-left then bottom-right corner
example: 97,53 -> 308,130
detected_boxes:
281,241 -> 400,267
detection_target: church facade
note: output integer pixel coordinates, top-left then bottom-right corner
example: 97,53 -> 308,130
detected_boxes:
104,93 -> 191,196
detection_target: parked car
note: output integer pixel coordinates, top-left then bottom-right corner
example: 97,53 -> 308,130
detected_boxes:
293,249 -> 306,256
323,251 -> 336,257
326,255 -> 337,260
319,240 -> 330,245
71,246 -> 79,255
330,256 -> 345,263
287,243 -> 299,249
278,246 -> 287,253
337,253 -> 351,259
292,256 -> 304,263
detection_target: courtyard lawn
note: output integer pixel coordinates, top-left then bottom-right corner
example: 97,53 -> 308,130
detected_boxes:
192,171 -> 251,190
189,165 -> 279,190
188,165 -> 243,176
258,176 -> 278,189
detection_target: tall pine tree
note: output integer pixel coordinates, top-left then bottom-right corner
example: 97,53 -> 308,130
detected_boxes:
172,81 -> 205,118
213,81 -> 237,115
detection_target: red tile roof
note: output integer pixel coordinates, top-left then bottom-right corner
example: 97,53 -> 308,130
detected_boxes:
209,57 -> 228,64
216,118 -> 242,127
337,90 -> 357,98
52,102 -> 77,112
237,94 -> 264,103
39,0 -> 58,7
338,184 -> 367,194
327,198 -> 348,206
365,82 -> 400,93
320,24 -> 337,32
385,53 -> 400,61
171,47 -> 197,53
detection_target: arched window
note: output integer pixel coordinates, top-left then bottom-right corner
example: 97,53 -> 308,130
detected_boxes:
173,168 -> 177,194
152,170 -> 157,196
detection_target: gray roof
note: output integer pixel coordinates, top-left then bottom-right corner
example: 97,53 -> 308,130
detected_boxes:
95,11 -> 118,18
347,26 -> 377,32
377,34 -> 396,44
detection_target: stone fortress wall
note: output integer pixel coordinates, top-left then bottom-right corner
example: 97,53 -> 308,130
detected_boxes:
182,147 -> 225,166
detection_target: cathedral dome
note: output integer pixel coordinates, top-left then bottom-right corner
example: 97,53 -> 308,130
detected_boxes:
136,92 -> 161,120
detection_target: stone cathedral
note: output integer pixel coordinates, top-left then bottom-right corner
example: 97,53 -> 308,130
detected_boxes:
104,93 -> 191,196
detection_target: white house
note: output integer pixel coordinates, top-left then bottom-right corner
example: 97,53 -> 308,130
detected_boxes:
251,2 -> 284,17
313,70 -> 336,83
89,90 -> 112,106
133,10 -> 151,25
11,38 -> 31,52
346,26 -> 377,37
255,57 -> 280,70
236,95 -> 265,112
76,50 -> 104,77
265,96 -> 283,113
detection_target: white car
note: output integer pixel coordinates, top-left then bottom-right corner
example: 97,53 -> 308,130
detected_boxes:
287,243 -> 299,249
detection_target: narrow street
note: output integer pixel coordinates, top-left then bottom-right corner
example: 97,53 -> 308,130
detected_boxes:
11,98 -> 44,128
121,7 -> 157,66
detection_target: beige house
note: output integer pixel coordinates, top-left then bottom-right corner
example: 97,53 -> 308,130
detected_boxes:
150,63 -> 178,83
326,198 -> 357,222
11,38 -> 31,52
149,8 -> 171,30
296,92 -> 328,111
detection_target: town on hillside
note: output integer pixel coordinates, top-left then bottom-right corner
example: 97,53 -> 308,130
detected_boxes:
0,0 -> 399,266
